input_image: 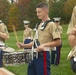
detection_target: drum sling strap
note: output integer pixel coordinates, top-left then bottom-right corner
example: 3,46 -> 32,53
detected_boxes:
35,20 -> 52,30
34,20 -> 52,48
31,20 -> 52,60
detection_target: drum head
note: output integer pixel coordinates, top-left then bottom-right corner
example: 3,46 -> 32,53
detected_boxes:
3,47 -> 15,52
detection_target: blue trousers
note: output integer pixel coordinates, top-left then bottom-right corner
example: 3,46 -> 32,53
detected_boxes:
51,44 -> 62,65
24,39 -> 32,49
27,51 -> 51,75
0,50 -> 4,67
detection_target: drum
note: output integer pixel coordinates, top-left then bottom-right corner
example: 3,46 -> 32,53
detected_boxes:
67,46 -> 76,73
3,47 -> 15,53
3,52 -> 23,65
17,50 -> 32,63
3,49 -> 39,65
3,51 -> 31,65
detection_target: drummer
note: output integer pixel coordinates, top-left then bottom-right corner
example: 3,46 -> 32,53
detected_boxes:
23,20 -> 33,49
0,20 -> 9,67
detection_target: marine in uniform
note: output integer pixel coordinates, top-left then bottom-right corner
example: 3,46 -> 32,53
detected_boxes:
67,6 -> 76,73
0,20 -> 9,67
17,3 -> 61,75
51,17 -> 63,65
67,6 -> 76,47
23,20 -> 33,49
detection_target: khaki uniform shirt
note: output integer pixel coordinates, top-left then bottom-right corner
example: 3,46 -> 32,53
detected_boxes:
38,22 -> 61,44
57,25 -> 63,36
0,24 -> 9,42
23,27 -> 33,40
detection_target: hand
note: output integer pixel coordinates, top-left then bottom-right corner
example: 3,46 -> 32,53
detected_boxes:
37,44 -> 45,52
17,42 -> 24,48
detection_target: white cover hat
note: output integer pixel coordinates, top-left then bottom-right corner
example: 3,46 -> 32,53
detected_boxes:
53,17 -> 61,22
23,20 -> 30,25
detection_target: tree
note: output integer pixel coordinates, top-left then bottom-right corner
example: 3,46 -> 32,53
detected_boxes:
8,0 -> 32,31
0,0 -> 10,24
8,4 -> 20,31
25,0 -> 42,28
49,0 -> 66,19
15,0 -> 32,30
62,0 -> 76,23
17,0 -> 31,20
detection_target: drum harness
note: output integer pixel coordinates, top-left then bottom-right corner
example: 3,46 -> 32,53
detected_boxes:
31,20 -> 54,60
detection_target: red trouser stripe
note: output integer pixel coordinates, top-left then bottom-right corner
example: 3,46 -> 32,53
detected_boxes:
44,51 -> 47,75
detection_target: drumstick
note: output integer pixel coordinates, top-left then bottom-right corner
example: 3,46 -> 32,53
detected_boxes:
12,25 -> 19,42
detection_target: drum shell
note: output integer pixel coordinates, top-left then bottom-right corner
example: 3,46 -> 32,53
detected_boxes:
3,51 -> 31,65
70,57 -> 76,73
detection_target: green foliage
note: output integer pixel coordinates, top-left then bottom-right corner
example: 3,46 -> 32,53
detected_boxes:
15,0 -> 31,30
0,0 -> 76,31
62,0 -> 76,23
25,0 -> 42,28
8,4 -> 20,32
49,0 -> 66,21
5,24 -> 76,75
0,0 -> 10,24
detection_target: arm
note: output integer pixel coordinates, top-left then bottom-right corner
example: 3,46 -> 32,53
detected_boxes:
68,25 -> 76,47
44,39 -> 61,47
0,32 -> 9,40
0,25 -> 9,40
68,35 -> 76,47
37,39 -> 61,51
17,42 -> 33,49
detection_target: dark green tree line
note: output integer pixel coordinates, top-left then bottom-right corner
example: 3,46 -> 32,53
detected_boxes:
0,0 -> 76,31
62,0 -> 76,23
0,0 -> 10,24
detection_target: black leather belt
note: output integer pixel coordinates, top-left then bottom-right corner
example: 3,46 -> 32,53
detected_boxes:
33,51 -> 43,58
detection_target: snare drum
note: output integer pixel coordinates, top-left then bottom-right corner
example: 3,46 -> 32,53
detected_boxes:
3,51 -> 30,65
3,47 -> 15,53
3,49 -> 39,65
11,52 -> 25,64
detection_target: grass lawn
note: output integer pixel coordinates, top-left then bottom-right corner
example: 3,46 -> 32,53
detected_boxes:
4,24 -> 76,75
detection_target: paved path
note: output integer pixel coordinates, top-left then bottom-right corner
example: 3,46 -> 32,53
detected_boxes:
0,68 -> 15,75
